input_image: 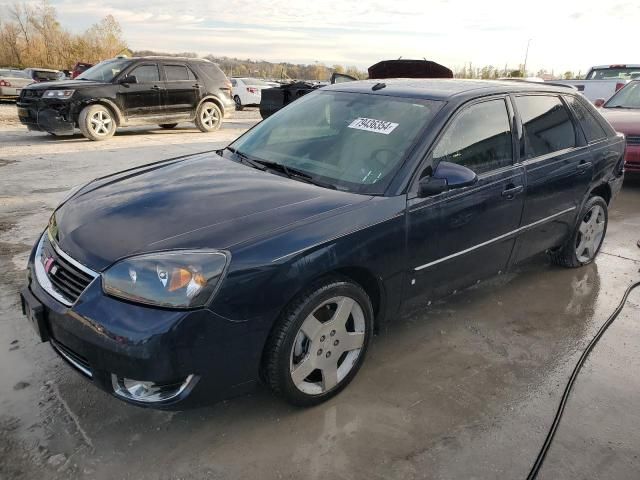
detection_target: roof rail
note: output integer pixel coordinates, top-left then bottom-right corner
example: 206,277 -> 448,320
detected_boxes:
499,78 -> 577,90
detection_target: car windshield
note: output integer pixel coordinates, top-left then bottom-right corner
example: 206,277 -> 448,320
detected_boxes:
32,70 -> 61,81
77,58 -> 131,82
242,78 -> 270,86
605,81 -> 640,109
230,90 -> 442,194
587,67 -> 640,80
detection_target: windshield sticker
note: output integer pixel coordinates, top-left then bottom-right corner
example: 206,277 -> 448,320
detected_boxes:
348,117 -> 399,135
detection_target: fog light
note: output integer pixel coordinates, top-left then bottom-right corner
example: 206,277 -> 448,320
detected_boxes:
111,374 -> 196,403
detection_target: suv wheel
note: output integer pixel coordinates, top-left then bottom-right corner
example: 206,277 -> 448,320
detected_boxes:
195,101 -> 222,133
263,276 -> 373,406
234,95 -> 244,111
159,123 -> 178,129
550,196 -> 608,268
79,104 -> 116,141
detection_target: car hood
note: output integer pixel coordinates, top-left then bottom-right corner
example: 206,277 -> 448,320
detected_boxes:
599,108 -> 640,136
25,80 -> 106,90
52,152 -> 370,271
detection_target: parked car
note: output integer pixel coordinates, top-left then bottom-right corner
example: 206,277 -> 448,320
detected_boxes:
259,59 -> 453,119
550,64 -> 640,103
71,62 -> 93,79
20,79 -> 624,408
17,56 -> 234,141
596,80 -> 640,174
231,77 -> 273,110
0,69 -> 33,100
23,68 -> 65,83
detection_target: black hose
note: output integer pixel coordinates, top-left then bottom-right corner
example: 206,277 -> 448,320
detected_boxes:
526,277 -> 640,479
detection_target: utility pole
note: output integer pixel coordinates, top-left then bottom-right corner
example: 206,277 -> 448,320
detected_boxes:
522,38 -> 531,77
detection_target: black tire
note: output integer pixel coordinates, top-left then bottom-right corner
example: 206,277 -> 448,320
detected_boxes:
234,95 -> 243,111
195,101 -> 222,133
550,196 -> 608,268
159,123 -> 178,129
263,276 -> 374,407
78,104 -> 116,141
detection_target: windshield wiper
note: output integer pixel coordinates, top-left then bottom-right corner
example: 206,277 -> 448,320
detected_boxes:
250,158 -> 337,190
225,147 -> 267,171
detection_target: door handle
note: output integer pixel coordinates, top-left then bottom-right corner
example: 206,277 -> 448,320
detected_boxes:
577,161 -> 592,173
501,185 -> 524,199
151,85 -> 164,91
192,84 -> 200,88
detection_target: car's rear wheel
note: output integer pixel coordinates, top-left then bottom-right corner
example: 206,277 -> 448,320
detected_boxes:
234,95 -> 243,111
263,276 -> 373,406
159,123 -> 178,129
550,196 -> 608,268
79,104 -> 116,141
195,101 -> 222,132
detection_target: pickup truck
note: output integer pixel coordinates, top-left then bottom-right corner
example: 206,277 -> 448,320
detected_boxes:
549,64 -> 640,103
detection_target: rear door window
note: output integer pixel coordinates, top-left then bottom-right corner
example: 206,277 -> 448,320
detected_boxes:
164,65 -> 190,81
131,64 -> 160,83
564,95 -> 607,143
515,95 -> 576,159
432,98 -> 513,175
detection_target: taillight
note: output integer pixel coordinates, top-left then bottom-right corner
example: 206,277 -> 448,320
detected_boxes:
615,82 -> 625,92
247,87 -> 258,94
0,80 -> 11,87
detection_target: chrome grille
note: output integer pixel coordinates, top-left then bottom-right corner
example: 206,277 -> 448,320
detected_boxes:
35,233 -> 98,306
626,135 -> 640,146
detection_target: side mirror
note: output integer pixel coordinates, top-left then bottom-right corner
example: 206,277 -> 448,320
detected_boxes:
418,161 -> 478,197
120,75 -> 138,85
594,98 -> 605,108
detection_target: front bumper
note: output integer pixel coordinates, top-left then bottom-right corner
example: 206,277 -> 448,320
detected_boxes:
624,145 -> 640,173
16,98 -> 75,135
22,235 -> 265,408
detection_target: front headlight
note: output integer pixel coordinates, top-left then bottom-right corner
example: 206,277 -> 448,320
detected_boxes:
102,251 -> 229,308
43,89 -> 75,99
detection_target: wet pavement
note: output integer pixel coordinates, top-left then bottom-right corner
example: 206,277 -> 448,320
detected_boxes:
1,106 -> 639,479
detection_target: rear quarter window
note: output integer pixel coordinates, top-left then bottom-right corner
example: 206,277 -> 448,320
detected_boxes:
195,63 -> 226,84
564,95 -> 607,143
515,95 -> 576,159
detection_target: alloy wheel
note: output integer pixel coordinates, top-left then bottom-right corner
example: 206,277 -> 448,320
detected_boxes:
289,296 -> 366,395
575,204 -> 605,263
89,110 -> 112,136
201,106 -> 219,129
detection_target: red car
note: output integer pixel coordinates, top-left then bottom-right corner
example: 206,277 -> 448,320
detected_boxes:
71,62 -> 93,79
597,80 -> 640,173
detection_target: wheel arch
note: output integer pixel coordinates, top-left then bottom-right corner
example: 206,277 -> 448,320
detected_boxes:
77,99 -> 124,126
198,95 -> 225,116
589,182 -> 612,205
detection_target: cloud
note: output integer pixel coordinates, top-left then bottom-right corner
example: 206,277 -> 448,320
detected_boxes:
1,0 -> 638,73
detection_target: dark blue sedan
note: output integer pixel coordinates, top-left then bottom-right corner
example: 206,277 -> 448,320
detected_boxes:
20,79 -> 625,407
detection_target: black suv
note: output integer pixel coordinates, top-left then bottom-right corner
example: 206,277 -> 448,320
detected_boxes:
17,57 -> 234,141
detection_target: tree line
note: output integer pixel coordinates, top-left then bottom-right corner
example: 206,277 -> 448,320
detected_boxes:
0,0 -> 128,70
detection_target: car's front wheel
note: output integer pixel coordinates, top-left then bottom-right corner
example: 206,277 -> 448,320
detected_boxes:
195,101 -> 222,132
78,104 -> 116,141
550,195 -> 608,268
263,277 -> 374,406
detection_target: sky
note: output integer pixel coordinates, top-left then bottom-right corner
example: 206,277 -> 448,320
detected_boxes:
2,0 -> 638,74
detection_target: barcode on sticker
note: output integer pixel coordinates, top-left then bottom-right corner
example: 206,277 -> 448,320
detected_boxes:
348,117 -> 399,135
